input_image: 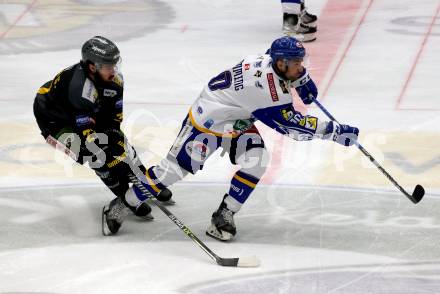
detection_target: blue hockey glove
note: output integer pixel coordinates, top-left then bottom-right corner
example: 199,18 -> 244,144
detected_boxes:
325,121 -> 359,147
292,70 -> 317,105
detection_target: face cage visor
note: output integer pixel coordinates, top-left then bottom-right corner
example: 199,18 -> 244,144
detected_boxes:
95,56 -> 122,73
282,53 -> 310,68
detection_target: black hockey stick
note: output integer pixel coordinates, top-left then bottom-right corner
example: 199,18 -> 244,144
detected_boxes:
312,98 -> 425,204
128,174 -> 260,267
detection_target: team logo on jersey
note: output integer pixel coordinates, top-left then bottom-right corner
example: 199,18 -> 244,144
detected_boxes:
279,80 -> 289,94
244,63 -> 251,70
185,141 -> 209,162
254,70 -> 262,78
255,81 -> 264,89
267,73 -> 279,102
115,99 -> 123,109
104,89 -> 117,97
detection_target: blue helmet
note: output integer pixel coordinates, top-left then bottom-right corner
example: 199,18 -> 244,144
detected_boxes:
269,36 -> 306,62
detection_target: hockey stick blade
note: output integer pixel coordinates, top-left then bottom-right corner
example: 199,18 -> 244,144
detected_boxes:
410,184 -> 425,204
128,175 -> 261,268
312,98 -> 426,205
217,255 -> 260,267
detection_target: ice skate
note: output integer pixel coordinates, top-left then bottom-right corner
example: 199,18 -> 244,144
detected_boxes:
155,187 -> 175,205
102,197 -> 131,236
300,8 -> 317,28
283,13 -> 317,42
206,199 -> 236,241
131,202 -> 154,221
123,186 -> 154,220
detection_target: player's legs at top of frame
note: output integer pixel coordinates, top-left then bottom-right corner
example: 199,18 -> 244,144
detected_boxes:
281,0 -> 317,42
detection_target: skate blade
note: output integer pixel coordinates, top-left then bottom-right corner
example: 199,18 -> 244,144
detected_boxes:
206,224 -> 233,241
283,31 -> 316,42
160,199 -> 176,206
137,213 -> 154,221
102,206 -> 112,236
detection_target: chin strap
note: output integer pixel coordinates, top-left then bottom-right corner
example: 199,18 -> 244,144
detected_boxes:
271,60 -> 289,80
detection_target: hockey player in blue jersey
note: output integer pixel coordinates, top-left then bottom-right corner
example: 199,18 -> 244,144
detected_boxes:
104,36 -> 359,240
281,0 -> 318,42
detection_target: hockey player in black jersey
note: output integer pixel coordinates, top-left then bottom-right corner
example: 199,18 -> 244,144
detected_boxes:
33,36 -> 172,236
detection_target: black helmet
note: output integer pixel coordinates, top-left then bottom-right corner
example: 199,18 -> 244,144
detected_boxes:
81,36 -> 120,65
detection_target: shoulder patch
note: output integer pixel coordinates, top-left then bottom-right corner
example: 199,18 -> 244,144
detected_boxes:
113,73 -> 124,87
82,79 -> 98,103
267,73 -> 279,102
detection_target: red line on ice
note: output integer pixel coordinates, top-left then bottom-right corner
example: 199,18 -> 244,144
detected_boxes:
395,3 -> 440,110
0,0 -> 38,40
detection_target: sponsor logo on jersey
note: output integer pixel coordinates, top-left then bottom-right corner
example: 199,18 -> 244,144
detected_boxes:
254,61 -> 262,68
233,119 -> 253,132
267,73 -> 279,102
279,80 -> 289,94
185,141 -> 209,162
203,119 -> 214,129
254,70 -> 262,78
104,89 -> 117,97
197,106 -> 203,114
281,108 -> 294,121
302,117 -> 318,130
75,115 -> 95,127
244,63 -> 250,70
255,81 -> 264,89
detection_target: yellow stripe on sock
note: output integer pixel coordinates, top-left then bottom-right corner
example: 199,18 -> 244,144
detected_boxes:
233,174 -> 256,189
145,172 -> 161,193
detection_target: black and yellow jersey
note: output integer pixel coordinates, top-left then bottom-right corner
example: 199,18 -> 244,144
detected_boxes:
33,61 -> 124,138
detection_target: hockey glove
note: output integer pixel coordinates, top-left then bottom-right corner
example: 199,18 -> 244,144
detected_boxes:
324,121 -> 359,147
292,69 -> 317,105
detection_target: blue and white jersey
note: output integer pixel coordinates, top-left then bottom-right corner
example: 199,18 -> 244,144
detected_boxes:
189,54 -> 328,140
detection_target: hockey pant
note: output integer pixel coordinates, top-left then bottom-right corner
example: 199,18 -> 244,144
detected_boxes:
37,122 -> 144,202
135,115 -> 269,213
